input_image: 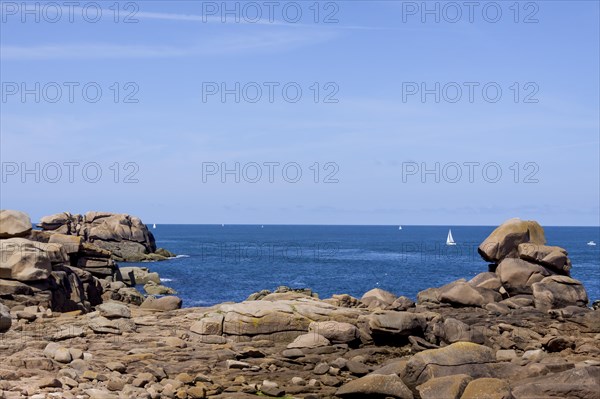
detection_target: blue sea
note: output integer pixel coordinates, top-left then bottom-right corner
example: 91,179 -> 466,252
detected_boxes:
128,225 -> 600,308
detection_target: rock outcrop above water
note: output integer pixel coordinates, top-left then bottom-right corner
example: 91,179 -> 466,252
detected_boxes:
420,218 -> 588,311
0,234 -> 104,312
0,216 -> 598,398
0,210 -> 32,239
478,218 -> 546,263
38,211 -> 174,262
1,210 -> 177,315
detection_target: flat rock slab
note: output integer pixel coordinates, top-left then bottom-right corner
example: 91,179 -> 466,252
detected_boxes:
208,298 -> 366,339
404,342 -> 496,388
336,374 -> 414,399
416,374 -> 472,399
97,302 -> 131,319
287,333 -> 330,349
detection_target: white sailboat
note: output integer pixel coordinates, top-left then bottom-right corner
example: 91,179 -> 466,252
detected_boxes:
587,241 -> 597,246
446,229 -> 456,246
398,226 -> 402,230
152,223 -> 156,229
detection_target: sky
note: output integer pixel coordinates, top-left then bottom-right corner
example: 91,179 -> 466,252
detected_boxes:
0,0 -> 599,226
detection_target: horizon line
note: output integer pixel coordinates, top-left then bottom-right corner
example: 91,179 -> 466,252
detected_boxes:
33,223 -> 599,228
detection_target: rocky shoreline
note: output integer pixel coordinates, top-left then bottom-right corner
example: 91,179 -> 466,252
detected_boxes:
1,211 -> 599,398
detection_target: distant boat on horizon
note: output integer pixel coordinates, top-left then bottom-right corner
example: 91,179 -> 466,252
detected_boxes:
398,226 -> 402,230
588,241 -> 597,246
152,223 -> 156,229
446,229 -> 456,246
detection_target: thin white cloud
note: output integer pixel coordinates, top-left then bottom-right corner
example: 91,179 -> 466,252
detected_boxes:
6,5 -> 394,30
1,43 -> 188,59
135,10 -> 395,31
135,10 -> 287,26
0,30 -> 337,60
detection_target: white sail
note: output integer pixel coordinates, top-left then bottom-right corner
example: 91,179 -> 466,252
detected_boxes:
446,229 -> 456,245
152,223 -> 156,229
398,226 -> 402,230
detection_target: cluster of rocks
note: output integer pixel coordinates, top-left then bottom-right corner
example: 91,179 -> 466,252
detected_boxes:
38,211 -> 174,262
119,266 -> 176,296
417,218 -> 589,312
0,217 -> 598,398
1,209 -> 178,319
1,210 -> 103,313
247,286 -> 319,301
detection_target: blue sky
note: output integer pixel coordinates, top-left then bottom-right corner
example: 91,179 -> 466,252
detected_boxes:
1,1 -> 599,225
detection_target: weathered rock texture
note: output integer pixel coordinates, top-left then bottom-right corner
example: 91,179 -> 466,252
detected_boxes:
0,216 -> 597,398
419,217 -> 588,311
0,210 -> 32,239
0,284 -> 597,398
0,235 -> 104,312
478,218 -> 546,263
38,211 -> 172,262
1,210 -> 177,315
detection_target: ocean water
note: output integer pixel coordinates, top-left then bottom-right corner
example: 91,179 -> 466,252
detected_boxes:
128,225 -> 600,307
